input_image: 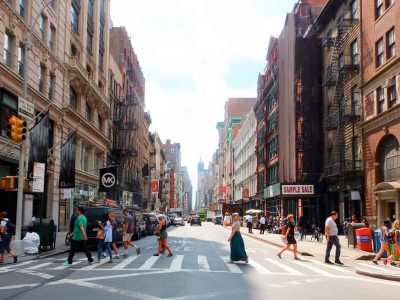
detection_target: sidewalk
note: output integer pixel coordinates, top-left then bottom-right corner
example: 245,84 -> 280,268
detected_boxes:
2,231 -> 70,265
237,227 -> 375,260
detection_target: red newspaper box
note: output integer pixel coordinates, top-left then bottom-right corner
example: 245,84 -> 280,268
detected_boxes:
356,227 -> 373,252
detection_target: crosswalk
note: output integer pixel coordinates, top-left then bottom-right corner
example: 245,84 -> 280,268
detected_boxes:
0,254 -> 360,278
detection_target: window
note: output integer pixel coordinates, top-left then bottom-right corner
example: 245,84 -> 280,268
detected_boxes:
86,30 -> 93,54
268,137 -> 278,160
376,0 -> 383,19
351,85 -> 359,115
69,86 -> 77,108
388,84 -> 397,108
338,53 -> 344,69
387,28 -> 395,59
85,102 -> 91,120
379,136 -> 400,182
99,50 -> 104,71
377,86 -> 385,114
39,15 -> 46,41
39,64 -> 46,93
350,40 -> 359,64
18,44 -> 25,77
70,3 -> 79,34
376,38 -> 384,67
49,24 -> 56,51
352,136 -> 361,170
49,73 -> 55,100
350,0 -> 357,20
0,91 -> 18,138
3,33 -> 12,67
386,0 -> 394,8
268,163 -> 278,185
19,0 -> 25,18
97,115 -> 103,132
94,151 -> 101,176
81,143 -> 89,172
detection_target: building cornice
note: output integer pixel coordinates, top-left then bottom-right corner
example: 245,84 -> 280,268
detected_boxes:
362,105 -> 400,134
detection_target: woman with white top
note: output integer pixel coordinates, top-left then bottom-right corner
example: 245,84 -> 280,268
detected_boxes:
228,213 -> 248,264
96,213 -> 113,263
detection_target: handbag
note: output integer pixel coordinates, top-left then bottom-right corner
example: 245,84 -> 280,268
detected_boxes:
96,229 -> 105,239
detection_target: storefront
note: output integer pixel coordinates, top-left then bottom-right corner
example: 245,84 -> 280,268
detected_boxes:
373,182 -> 400,226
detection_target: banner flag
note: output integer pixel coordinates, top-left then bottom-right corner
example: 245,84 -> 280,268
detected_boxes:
59,132 -> 77,188
99,167 -> 118,192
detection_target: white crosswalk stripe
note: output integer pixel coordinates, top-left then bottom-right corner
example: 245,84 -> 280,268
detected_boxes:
306,259 -> 352,273
51,261 -> 82,270
139,256 -> 159,270
265,258 -> 304,275
170,255 -> 184,271
292,260 -> 334,277
111,255 -> 139,270
221,257 -> 243,273
82,257 -> 110,270
26,262 -> 53,270
197,255 -> 210,271
249,259 -> 270,274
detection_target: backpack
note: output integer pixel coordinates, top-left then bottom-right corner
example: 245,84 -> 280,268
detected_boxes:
5,220 -> 16,235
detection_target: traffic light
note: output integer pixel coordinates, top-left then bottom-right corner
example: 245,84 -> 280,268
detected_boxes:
0,176 -> 28,191
7,115 -> 27,142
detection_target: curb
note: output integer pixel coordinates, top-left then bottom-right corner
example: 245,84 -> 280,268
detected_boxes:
223,226 -> 314,257
356,268 -> 400,282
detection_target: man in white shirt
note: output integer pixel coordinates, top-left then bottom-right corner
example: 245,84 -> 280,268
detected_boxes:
259,216 -> 266,234
325,211 -> 343,265
247,215 -> 253,234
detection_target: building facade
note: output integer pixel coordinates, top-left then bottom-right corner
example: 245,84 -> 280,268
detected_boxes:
361,0 -> 400,226
162,139 -> 181,208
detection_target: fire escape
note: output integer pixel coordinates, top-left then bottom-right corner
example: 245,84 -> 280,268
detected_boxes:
323,10 -> 360,185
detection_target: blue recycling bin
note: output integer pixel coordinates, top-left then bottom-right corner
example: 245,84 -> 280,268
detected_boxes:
373,229 -> 388,258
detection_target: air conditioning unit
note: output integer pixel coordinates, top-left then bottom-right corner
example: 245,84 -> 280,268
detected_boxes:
382,78 -> 395,88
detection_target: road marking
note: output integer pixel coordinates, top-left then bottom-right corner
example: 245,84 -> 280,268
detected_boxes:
307,259 -> 352,273
197,255 -> 210,271
248,259 -> 271,274
221,257 -> 243,273
265,258 -> 304,275
292,260 -> 334,277
139,256 -> 160,270
26,262 -> 53,270
112,255 -> 139,270
51,261 -> 82,270
170,255 -> 184,270
357,262 -> 391,272
0,283 -> 41,290
246,247 -> 256,253
82,257 -> 110,270
17,269 -> 54,279
0,260 -> 37,269
183,246 -> 193,251
269,283 -> 283,288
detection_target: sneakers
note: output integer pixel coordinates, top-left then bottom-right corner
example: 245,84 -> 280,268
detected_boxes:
114,255 -> 120,259
325,260 -> 334,265
372,260 -> 378,265
136,247 -> 141,255
63,260 -> 72,267
276,254 -> 282,259
167,253 -> 173,257
335,261 -> 344,266
87,261 -> 94,266
108,260 -> 113,263
13,256 -> 18,263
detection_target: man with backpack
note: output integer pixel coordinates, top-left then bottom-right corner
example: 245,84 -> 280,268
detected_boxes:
0,211 -> 18,263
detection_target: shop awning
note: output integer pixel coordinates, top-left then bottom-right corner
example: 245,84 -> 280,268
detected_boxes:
373,181 -> 400,192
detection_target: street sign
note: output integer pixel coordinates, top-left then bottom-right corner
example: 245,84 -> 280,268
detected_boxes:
18,97 -> 35,121
32,162 -> 45,193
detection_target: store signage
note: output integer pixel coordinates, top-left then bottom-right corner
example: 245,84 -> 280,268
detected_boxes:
219,186 -> 227,193
281,184 -> 314,195
151,180 -> 159,194
32,162 -> 45,193
99,167 -> 117,191
242,187 -> 249,200
18,97 -> 35,121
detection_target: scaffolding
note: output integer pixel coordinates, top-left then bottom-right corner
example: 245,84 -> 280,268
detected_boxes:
322,9 -> 360,181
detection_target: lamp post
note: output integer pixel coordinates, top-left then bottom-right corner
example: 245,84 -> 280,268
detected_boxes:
15,0 -> 55,240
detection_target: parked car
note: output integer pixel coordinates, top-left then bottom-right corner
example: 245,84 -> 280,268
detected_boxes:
83,206 -> 125,245
213,216 -> 222,225
190,215 -> 201,226
168,214 -> 176,225
143,213 -> 159,235
173,217 -> 185,226
127,209 -> 146,240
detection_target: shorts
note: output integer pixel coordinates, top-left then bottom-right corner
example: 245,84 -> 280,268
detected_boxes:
123,233 -> 133,242
287,236 -> 297,245
112,231 -> 117,243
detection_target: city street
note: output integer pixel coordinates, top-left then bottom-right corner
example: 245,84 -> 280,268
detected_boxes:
0,223 -> 399,300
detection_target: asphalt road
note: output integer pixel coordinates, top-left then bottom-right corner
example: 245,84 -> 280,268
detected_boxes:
0,222 -> 399,300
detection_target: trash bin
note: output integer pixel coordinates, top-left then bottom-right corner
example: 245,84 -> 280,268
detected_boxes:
31,219 -> 55,251
372,229 -> 389,258
347,223 -> 366,248
355,227 -> 373,252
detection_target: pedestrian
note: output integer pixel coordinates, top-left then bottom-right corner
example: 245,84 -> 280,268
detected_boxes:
372,219 -> 392,265
362,216 -> 369,227
277,214 -> 300,260
96,213 -> 113,263
351,215 -> 358,223
247,215 -> 253,234
228,213 -> 248,264
259,215 -> 266,234
0,212 -> 17,263
297,215 -> 305,241
109,213 -> 120,259
153,215 -> 173,257
122,209 -> 140,257
390,220 -> 400,267
324,211 -> 343,265
64,206 -> 94,266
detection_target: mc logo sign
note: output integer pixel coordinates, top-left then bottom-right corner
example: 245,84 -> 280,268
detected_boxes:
101,173 -> 116,188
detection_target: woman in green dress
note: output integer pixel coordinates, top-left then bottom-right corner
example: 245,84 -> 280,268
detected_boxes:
228,213 -> 249,264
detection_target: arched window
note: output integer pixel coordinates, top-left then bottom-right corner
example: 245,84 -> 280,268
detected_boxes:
379,135 -> 400,182
69,86 -> 77,108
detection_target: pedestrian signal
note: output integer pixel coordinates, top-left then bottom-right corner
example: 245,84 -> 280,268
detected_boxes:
7,115 -> 27,142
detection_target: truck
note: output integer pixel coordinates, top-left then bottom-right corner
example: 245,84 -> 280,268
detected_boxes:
206,210 -> 216,222
197,211 -> 207,222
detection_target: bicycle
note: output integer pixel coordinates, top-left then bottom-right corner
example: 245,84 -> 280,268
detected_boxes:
310,225 -> 323,242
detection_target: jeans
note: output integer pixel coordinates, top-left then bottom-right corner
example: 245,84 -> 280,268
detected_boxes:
325,235 -> 341,262
67,239 -> 93,264
298,227 -> 304,240
97,239 -> 112,259
248,222 -> 253,233
260,224 -> 265,234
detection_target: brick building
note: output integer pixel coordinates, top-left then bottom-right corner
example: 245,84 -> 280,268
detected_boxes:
361,0 -> 400,226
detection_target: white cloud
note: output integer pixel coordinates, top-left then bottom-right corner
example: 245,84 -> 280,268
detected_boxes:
110,0 -> 296,202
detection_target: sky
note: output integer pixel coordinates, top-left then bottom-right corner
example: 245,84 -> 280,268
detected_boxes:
110,0 -> 297,205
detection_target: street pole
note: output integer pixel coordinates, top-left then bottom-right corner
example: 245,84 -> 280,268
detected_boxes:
15,0 -> 54,240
